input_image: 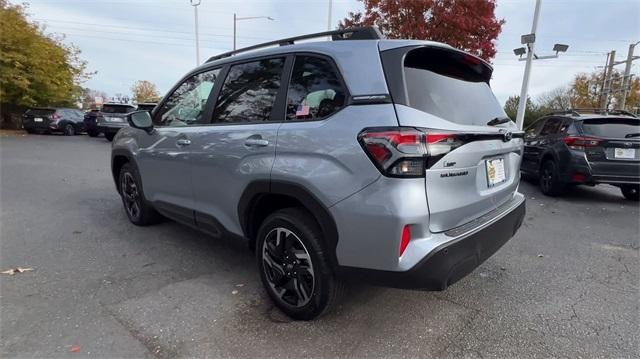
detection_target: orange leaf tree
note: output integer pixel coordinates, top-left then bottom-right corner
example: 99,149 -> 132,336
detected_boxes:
339,0 -> 505,61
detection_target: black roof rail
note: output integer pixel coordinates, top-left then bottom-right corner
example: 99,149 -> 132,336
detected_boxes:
548,109 -> 581,116
570,108 -> 638,117
206,26 -> 384,63
547,108 -> 638,118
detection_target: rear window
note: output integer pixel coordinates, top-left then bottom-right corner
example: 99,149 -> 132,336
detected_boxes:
102,105 -> 135,114
402,47 -> 506,126
25,108 -> 55,116
137,104 -> 156,112
580,118 -> 640,138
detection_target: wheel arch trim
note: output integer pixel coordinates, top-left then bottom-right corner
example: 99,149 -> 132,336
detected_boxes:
238,180 -> 340,268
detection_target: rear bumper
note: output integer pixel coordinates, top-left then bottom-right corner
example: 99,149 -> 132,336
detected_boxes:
564,151 -> 640,185
339,196 -> 526,290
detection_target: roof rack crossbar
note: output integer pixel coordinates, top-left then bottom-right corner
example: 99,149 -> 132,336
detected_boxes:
206,27 -> 384,63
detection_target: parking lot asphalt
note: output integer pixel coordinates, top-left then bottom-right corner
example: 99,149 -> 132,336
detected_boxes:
1,134 -> 638,358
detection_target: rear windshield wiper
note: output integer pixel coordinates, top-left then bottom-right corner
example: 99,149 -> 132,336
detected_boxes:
486,117 -> 512,126
625,133 -> 640,138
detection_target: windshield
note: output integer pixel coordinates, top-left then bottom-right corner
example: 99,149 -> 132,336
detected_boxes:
403,47 -> 506,126
102,105 -> 135,114
580,118 -> 640,138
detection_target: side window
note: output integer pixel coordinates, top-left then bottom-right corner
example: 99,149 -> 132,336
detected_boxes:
286,56 -> 346,121
525,119 -> 545,138
156,68 -> 220,127
539,118 -> 562,136
212,58 -> 285,124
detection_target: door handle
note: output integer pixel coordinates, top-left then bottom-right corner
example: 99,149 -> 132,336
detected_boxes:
176,138 -> 191,146
244,138 -> 269,147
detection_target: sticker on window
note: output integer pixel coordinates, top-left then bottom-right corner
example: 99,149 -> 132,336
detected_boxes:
295,104 -> 310,118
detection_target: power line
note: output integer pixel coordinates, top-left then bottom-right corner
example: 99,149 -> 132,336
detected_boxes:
33,18 -> 273,40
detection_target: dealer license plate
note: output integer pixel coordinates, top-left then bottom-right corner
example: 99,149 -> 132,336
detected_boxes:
614,148 -> 635,159
486,158 -> 506,187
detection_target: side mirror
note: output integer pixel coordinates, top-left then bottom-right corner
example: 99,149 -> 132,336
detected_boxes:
127,110 -> 154,133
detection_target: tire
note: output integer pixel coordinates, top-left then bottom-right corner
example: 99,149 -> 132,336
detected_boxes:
539,160 -> 565,196
620,184 -> 640,201
104,132 -> 115,141
256,208 -> 345,320
63,123 -> 75,136
118,163 -> 162,226
87,129 -> 99,137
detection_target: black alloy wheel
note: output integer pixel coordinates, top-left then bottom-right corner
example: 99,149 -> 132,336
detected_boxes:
63,123 -> 75,136
120,171 -> 141,222
262,227 -> 316,308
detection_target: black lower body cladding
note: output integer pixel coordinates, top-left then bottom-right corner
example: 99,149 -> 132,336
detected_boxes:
339,198 -> 526,290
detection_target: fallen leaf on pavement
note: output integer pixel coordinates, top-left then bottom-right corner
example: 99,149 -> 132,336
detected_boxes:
1,267 -> 34,275
70,345 -> 81,353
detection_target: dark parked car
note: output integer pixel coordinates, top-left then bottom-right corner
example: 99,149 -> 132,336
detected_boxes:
22,108 -> 85,136
521,109 -> 640,200
84,103 -> 136,139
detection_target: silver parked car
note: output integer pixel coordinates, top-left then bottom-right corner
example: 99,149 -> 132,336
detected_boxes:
111,27 -> 526,320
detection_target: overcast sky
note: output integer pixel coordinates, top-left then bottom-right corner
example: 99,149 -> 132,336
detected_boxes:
22,0 -> 640,105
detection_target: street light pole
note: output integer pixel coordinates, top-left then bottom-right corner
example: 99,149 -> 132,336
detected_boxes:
190,0 -> 201,65
515,0 -> 541,130
233,14 -> 275,51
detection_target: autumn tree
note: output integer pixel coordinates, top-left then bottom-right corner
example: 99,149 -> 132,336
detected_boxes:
339,0 -> 505,61
569,69 -> 640,111
131,80 -> 160,103
0,0 -> 91,128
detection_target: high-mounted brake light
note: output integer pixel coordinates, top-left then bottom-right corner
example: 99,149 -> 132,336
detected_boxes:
563,136 -> 600,150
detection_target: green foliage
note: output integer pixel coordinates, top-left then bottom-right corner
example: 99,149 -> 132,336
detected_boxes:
0,0 -> 91,119
503,95 -> 547,129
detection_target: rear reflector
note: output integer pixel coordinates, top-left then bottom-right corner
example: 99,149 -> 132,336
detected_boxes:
572,173 -> 586,182
399,225 -> 411,257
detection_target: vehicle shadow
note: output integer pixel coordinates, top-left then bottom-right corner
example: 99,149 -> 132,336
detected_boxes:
519,176 -> 631,205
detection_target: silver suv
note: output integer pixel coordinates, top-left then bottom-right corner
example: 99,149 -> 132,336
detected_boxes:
111,27 -> 526,320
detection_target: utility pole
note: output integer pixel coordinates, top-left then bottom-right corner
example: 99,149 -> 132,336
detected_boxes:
601,50 -> 616,110
515,0 -> 541,130
190,0 -> 201,65
620,42 -> 638,110
597,52 -> 610,107
233,13 -> 237,51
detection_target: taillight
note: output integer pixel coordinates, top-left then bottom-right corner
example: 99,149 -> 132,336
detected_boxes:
358,127 -> 465,177
358,127 -> 427,177
563,136 -> 600,150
